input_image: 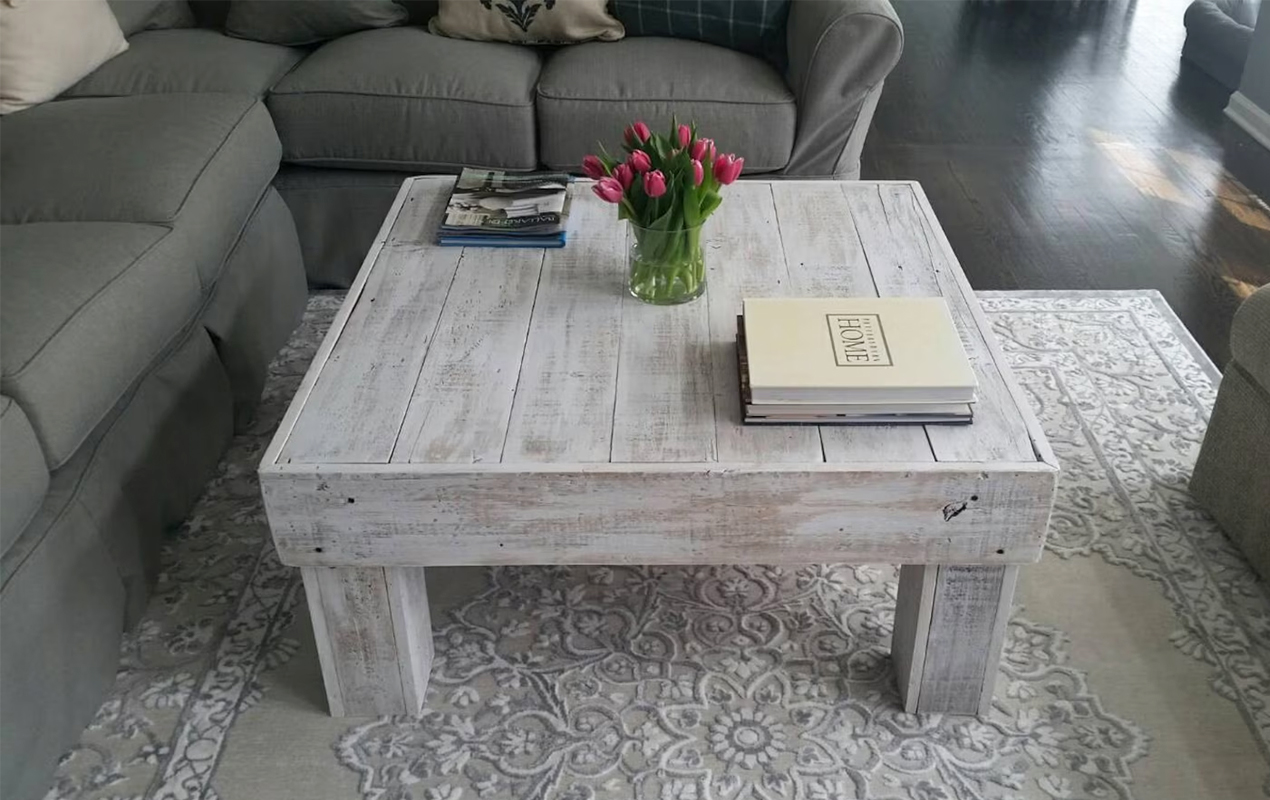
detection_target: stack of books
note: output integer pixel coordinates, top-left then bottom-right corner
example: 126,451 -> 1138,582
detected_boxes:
438,169 -> 571,247
738,297 -> 977,425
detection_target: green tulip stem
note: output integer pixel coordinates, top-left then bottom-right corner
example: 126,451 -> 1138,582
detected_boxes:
627,223 -> 706,305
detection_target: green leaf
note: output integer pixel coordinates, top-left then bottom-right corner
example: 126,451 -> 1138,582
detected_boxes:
700,191 -> 723,219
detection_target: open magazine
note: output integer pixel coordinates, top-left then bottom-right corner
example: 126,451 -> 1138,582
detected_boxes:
438,169 -> 571,247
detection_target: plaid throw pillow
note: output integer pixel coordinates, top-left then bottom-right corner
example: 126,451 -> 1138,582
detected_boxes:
610,0 -> 790,64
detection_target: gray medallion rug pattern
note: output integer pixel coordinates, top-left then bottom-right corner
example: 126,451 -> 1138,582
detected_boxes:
43,290 -> 1270,800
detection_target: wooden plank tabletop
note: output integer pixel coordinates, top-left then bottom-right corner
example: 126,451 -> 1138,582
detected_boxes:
265,178 -> 1053,472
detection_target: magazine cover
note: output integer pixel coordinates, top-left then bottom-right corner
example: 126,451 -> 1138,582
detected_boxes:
442,169 -> 570,234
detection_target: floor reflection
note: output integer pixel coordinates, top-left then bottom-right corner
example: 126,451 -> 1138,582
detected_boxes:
865,0 -> 1270,367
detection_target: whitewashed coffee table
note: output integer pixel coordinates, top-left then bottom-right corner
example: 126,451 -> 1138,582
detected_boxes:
260,177 -> 1058,719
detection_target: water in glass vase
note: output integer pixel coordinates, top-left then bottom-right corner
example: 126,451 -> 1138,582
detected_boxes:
627,221 -> 706,305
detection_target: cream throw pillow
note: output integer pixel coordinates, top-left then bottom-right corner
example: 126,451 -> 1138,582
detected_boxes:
431,0 -> 623,45
0,0 -> 129,115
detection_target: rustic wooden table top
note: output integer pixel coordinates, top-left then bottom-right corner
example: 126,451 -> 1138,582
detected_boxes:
260,178 -> 1058,568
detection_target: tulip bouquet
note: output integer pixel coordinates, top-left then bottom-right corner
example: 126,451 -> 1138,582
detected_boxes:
584,120 -> 743,304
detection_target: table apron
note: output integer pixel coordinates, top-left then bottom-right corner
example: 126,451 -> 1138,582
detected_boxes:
261,465 -> 1056,567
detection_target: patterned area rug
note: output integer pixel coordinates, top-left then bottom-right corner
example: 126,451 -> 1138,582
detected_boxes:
44,291 -> 1270,800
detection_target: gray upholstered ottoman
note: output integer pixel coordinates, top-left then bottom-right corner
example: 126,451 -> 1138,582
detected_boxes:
1191,284 -> 1270,580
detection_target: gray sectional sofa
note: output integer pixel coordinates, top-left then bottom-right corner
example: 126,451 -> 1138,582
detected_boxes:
0,2 -> 903,797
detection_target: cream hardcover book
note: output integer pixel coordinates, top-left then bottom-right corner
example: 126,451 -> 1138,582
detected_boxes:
741,297 -> 977,404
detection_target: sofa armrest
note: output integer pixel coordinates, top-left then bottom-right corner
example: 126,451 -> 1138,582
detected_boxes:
1231,283 -> 1270,386
784,0 -> 903,177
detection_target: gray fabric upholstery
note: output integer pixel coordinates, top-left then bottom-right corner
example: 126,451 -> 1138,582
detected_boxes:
0,397 -> 49,557
537,37 -> 795,172
225,0 -> 407,45
1,500 -> 125,800
784,0 -> 903,177
1191,364 -> 1270,578
274,166 -> 414,287
0,224 -> 203,468
1183,0 -> 1259,90
1,325 -> 232,800
1,94 -> 281,287
187,0 -> 231,27
1191,284 -> 1270,582
1230,274 -> 1270,387
108,0 -> 195,35
1216,0 -> 1261,27
65,29 -> 304,97
203,187 -> 308,427
268,27 -> 540,170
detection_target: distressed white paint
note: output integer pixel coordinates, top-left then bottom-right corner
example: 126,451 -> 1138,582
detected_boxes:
502,232 -> 624,463
284,182 -> 461,464
769,182 -> 935,462
843,183 -> 1035,463
706,183 -> 822,463
261,179 -> 1059,718
301,566 -> 432,717
262,461 -> 1055,567
396,247 -> 546,464
892,563 -> 1019,716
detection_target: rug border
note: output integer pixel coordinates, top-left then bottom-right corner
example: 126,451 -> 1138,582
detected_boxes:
976,289 -> 1223,384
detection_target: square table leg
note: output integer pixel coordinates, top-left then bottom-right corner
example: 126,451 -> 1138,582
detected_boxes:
301,566 -> 434,717
892,563 -> 1018,716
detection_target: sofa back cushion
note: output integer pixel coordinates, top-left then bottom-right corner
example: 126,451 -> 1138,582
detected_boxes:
611,0 -> 789,63
107,0 -> 194,35
0,0 -> 129,115
430,0 -> 622,44
224,0 -> 407,45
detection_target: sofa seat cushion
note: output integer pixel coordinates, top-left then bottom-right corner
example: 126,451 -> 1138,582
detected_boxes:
0,93 -> 281,286
0,223 -> 203,468
64,29 -> 304,98
268,27 -> 540,170
537,37 -> 795,172
0,397 -> 49,557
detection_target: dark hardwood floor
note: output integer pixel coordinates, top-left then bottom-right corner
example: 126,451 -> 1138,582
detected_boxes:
862,0 -> 1270,366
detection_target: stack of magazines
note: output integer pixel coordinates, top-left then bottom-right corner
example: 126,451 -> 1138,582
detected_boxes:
438,169 -> 571,247
738,297 -> 977,425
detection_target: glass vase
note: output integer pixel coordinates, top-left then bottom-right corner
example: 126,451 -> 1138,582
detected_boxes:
627,221 -> 707,305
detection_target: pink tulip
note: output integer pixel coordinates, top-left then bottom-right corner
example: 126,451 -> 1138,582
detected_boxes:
678,124 -> 692,149
642,169 -> 667,198
613,162 -> 635,190
632,121 -> 651,142
713,154 -> 743,185
624,125 -> 636,146
581,155 -> 606,180
628,149 -> 652,173
690,137 -> 715,163
592,176 -> 624,203
691,159 -> 704,186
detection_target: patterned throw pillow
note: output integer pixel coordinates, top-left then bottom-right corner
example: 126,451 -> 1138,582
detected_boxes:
611,0 -> 790,63
430,0 -> 624,44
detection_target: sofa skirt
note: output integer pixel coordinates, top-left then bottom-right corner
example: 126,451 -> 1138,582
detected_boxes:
0,324 -> 232,800
203,186 -> 308,429
274,165 -> 422,288
0,185 -> 307,800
